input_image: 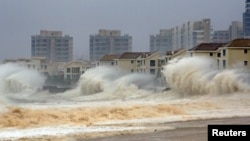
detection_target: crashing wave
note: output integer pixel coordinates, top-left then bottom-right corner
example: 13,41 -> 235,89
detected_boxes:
0,63 -> 45,94
162,56 -> 250,95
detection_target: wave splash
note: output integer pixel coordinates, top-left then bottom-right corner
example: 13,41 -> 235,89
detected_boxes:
0,63 -> 45,95
162,56 -> 250,95
73,66 -> 157,97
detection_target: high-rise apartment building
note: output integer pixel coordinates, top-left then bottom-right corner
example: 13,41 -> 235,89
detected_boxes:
89,29 -> 132,61
150,19 -> 211,55
212,30 -> 230,43
150,29 -> 173,55
180,19 -> 211,49
229,21 -> 244,40
243,0 -> 250,37
212,21 -> 243,43
31,30 -> 73,62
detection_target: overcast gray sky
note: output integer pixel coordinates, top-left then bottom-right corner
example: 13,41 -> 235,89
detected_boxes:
0,0 -> 244,61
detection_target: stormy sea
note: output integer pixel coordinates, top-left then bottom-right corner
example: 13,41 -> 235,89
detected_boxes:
0,56 -> 250,140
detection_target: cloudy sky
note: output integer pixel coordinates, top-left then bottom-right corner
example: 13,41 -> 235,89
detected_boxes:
0,0 -> 244,61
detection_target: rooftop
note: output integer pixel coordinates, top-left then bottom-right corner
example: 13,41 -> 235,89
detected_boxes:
100,54 -> 119,61
64,60 -> 92,68
225,38 -> 250,47
166,48 -> 185,55
118,52 -> 151,59
189,43 -> 226,51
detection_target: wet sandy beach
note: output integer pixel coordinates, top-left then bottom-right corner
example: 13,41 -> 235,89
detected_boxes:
15,117 -> 250,141
78,117 -> 250,141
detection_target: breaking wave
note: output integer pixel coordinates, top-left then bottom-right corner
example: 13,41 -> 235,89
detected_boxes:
162,56 -> 250,95
73,66 -> 157,97
70,56 -> 250,98
78,66 -> 123,94
2,56 -> 249,103
0,63 -> 45,96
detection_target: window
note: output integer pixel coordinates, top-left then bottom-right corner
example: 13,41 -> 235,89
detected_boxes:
131,69 -> 134,72
111,62 -> 114,65
161,60 -> 164,65
131,60 -> 134,64
244,61 -> 248,66
210,53 -> 213,56
72,67 -> 80,73
150,60 -> 155,66
67,75 -> 70,80
244,49 -> 248,54
223,49 -> 226,56
217,53 -> 221,57
67,68 -> 70,73
223,60 -> 226,69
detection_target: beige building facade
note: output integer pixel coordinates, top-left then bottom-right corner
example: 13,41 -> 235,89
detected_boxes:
63,60 -> 93,82
3,57 -> 73,78
3,57 -> 52,76
217,39 -> 250,70
188,43 -> 226,63
114,52 -> 161,77
163,48 -> 187,64
186,39 -> 250,70
95,54 -> 119,67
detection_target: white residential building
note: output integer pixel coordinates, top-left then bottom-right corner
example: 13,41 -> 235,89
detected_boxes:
150,19 -> 211,55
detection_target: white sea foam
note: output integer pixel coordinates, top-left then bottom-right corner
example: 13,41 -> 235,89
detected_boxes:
64,66 -> 157,100
1,57 -> 250,140
162,56 -> 250,95
0,63 -> 45,102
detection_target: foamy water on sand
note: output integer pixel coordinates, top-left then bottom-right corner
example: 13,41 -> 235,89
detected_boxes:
0,57 -> 250,140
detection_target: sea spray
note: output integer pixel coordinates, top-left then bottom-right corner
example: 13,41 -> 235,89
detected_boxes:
78,66 -> 125,95
73,66 -> 157,98
106,73 -> 155,97
0,63 -> 45,97
162,56 -> 250,95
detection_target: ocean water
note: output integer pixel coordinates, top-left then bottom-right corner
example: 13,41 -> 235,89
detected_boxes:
0,57 -> 250,140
